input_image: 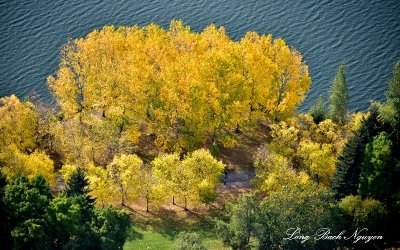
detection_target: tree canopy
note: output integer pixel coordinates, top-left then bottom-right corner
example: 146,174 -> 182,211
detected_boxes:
48,20 -> 311,152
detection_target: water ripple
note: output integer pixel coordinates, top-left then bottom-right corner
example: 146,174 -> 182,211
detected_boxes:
0,0 -> 399,111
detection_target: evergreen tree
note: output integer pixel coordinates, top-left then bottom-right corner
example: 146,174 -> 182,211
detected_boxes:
329,64 -> 349,124
381,61 -> 400,154
331,105 -> 381,198
46,194 -> 98,249
358,132 -> 393,201
309,95 -> 327,124
0,172 -> 12,250
386,61 -> 400,115
66,167 -> 96,206
91,206 -> 132,250
4,175 -> 52,249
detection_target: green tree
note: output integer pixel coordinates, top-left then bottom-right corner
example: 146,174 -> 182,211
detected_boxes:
66,167 -> 96,207
339,195 -> 386,236
174,232 -> 207,250
381,61 -> 400,123
379,61 -> 400,158
359,132 -> 393,201
4,175 -> 52,249
329,64 -> 349,124
91,206 -> 132,250
216,194 -> 259,250
256,183 -> 335,250
309,95 -> 327,124
331,106 -> 381,198
46,194 -> 97,249
0,171 -> 12,249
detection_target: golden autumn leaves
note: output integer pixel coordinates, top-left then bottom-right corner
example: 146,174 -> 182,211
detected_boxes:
0,96 -> 56,184
1,21 -> 312,210
61,149 -> 224,210
48,20 -> 311,152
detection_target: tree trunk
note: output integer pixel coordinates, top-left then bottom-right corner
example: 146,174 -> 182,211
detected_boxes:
235,123 -> 241,134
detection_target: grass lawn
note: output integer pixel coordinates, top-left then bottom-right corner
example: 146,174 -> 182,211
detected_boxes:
123,204 -> 231,250
124,226 -> 174,250
124,226 -> 228,250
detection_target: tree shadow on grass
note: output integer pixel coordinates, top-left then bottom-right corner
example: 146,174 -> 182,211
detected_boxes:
128,205 -> 225,241
127,227 -> 144,241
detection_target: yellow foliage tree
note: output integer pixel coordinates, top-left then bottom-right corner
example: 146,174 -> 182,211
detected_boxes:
106,154 -> 143,206
151,153 -> 182,206
0,95 -> 37,152
152,149 -> 224,210
261,114 -> 350,188
60,164 -> 78,183
298,141 -> 336,186
49,20 -> 311,153
86,163 -> 120,207
0,146 -> 56,186
254,146 -> 310,193
0,95 -> 56,185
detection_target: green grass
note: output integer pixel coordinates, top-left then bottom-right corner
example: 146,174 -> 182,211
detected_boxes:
124,226 -> 174,250
124,226 -> 227,250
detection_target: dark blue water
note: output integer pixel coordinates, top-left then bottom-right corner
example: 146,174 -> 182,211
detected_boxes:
1,0 -> 399,111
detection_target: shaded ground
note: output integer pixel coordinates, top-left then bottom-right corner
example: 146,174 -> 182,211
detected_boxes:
126,124 -> 271,249
220,169 -> 256,189
128,123 -> 271,212
218,123 -> 271,171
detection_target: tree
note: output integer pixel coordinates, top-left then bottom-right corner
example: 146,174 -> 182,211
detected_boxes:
382,60 -> 400,122
181,149 -> 225,206
48,21 -> 311,153
267,121 -> 300,160
46,194 -> 97,249
0,95 -> 37,153
3,173 -> 133,249
136,165 -> 155,212
0,171 -> 12,249
309,95 -> 327,124
0,95 -> 56,185
254,146 -> 310,193
331,106 -> 381,198
0,146 -> 56,185
358,132 -> 394,201
91,206 -> 132,250
106,154 -> 142,206
66,167 -> 96,207
379,60 -> 400,150
339,195 -> 386,235
329,64 -> 349,124
298,140 -> 336,186
174,232 -> 207,250
256,183 -> 335,250
151,152 -> 181,206
152,149 -> 224,210
87,164 -> 121,207
216,194 -> 259,250
4,175 -> 52,249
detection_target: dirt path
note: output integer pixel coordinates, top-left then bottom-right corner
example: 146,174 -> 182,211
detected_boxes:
219,169 -> 256,190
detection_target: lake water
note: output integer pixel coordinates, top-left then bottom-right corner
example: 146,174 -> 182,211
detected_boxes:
1,0 -> 399,111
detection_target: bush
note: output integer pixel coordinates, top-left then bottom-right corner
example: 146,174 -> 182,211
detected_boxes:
174,232 -> 207,250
